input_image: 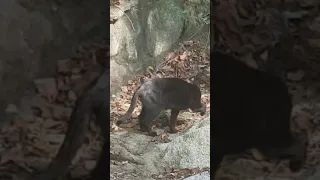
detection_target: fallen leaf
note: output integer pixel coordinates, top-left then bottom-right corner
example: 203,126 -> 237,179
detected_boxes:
126,123 -> 135,128
179,51 -> 188,61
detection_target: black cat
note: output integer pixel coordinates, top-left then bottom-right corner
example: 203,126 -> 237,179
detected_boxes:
117,78 -> 206,136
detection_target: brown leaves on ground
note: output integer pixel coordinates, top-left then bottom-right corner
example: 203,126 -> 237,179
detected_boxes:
0,40 -> 108,179
110,41 -> 210,134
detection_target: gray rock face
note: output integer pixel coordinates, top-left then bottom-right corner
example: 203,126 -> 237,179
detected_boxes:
0,0 -> 107,125
159,115 -> 210,169
109,0 -> 209,93
110,115 -> 210,179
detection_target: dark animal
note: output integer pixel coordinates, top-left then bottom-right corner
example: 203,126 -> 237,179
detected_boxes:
29,69 -> 109,180
211,51 -> 307,178
117,78 -> 206,136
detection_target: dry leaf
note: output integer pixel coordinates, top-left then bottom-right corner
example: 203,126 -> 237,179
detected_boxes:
179,51 -> 188,61
126,123 -> 135,128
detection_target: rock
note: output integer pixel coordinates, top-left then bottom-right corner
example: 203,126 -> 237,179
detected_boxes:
159,115 -> 210,169
146,0 -> 185,57
183,171 -> 210,180
110,6 -> 124,21
110,24 -> 122,57
110,115 -> 210,178
110,60 -> 127,93
109,0 -> 209,94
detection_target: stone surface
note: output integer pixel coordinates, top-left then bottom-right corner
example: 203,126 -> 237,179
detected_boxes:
159,115 -> 210,169
183,171 -> 210,180
110,115 -> 210,179
146,0 -> 185,57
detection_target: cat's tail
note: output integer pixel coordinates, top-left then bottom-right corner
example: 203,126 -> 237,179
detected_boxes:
117,86 -> 141,125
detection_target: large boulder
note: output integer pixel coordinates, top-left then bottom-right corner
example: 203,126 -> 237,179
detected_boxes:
110,115 -> 210,179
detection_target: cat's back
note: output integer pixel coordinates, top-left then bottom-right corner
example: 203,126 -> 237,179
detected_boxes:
154,78 -> 198,94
